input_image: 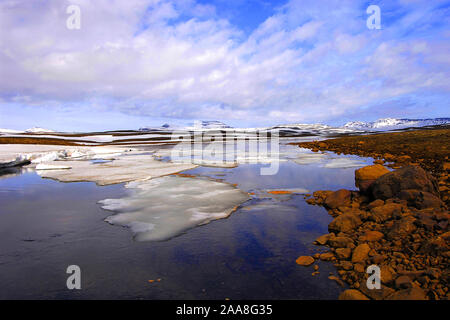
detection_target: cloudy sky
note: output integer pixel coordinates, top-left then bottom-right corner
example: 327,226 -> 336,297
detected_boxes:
0,0 -> 449,131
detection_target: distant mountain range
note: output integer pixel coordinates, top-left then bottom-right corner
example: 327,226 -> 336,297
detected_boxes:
343,118 -> 450,130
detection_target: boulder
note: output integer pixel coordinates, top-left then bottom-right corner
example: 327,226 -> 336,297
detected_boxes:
324,189 -> 351,209
370,203 -> 403,223
372,165 -> 439,200
338,289 -> 370,300
352,243 -> 370,263
355,164 -> 390,194
399,189 -> 445,209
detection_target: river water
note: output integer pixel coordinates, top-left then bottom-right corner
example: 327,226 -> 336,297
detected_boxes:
0,143 -> 373,299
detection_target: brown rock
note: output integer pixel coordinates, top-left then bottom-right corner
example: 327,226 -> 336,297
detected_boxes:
335,247 -> 352,259
314,233 -> 334,245
359,283 -> 395,300
387,216 -> 417,239
367,199 -> 384,209
328,236 -> 354,248
355,164 -> 390,194
395,275 -> 413,289
329,213 -> 362,233
339,261 -> 353,270
324,189 -> 351,209
399,189 -> 445,209
352,244 -> 370,263
319,252 -> 335,261
354,263 -> 365,273
359,231 -> 384,242
370,203 -> 403,222
371,254 -> 386,264
380,265 -> 395,284
338,289 -> 370,300
372,165 -> 440,200
387,287 -> 427,300
295,256 -> 315,266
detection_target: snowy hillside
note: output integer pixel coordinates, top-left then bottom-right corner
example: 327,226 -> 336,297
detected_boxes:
343,118 -> 450,131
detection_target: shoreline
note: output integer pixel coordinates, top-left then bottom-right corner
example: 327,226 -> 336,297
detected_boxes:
295,128 -> 449,300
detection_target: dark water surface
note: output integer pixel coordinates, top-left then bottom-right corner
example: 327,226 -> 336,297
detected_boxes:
0,150 -> 373,299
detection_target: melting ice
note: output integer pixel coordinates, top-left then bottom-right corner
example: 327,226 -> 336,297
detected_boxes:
99,175 -> 250,241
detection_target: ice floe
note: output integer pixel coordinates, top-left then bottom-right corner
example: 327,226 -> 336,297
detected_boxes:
38,154 -> 197,185
322,158 -> 366,169
35,164 -> 72,170
100,175 -> 250,241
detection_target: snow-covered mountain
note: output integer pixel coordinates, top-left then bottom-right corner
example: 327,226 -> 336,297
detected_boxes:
185,120 -> 232,130
25,127 -> 56,133
343,118 -> 450,131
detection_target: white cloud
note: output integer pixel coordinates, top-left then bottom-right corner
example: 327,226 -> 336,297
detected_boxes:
0,0 -> 449,126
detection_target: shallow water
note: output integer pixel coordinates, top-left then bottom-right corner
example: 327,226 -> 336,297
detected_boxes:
0,145 -> 373,299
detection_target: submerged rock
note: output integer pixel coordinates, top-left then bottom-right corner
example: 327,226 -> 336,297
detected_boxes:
295,256 -> 315,266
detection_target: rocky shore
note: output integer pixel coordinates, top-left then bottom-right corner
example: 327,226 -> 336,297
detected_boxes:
295,128 -> 449,300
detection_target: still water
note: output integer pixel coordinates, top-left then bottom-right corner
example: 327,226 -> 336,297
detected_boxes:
0,146 -> 373,299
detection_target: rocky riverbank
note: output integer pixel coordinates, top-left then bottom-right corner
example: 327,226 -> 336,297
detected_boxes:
294,128 -> 449,300
294,127 -> 450,206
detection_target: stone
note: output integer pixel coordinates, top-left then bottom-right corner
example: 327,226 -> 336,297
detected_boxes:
380,265 -> 395,284
324,189 -> 351,209
367,199 -> 384,209
370,203 -> 403,223
319,252 -> 335,261
371,254 -> 386,264
295,256 -> 315,266
338,289 -> 370,300
352,244 -> 370,263
354,263 -> 365,273
328,213 -> 362,233
359,231 -> 384,242
335,247 -> 352,259
328,236 -> 354,248
399,189 -> 445,209
372,165 -> 440,200
387,216 -> 417,239
359,283 -> 395,300
395,275 -> 413,289
386,287 -> 427,300
339,261 -> 353,270
315,233 -> 334,245
355,164 -> 390,194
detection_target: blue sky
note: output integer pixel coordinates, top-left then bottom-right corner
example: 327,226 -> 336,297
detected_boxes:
0,0 -> 449,131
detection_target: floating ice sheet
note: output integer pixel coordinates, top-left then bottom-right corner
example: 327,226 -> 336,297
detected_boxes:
38,154 -> 197,185
100,176 -> 250,241
322,158 -> 366,169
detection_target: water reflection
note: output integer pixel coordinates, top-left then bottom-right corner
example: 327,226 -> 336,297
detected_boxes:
0,148 -> 373,299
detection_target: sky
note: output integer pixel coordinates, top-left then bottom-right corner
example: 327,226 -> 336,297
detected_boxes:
0,0 -> 449,131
